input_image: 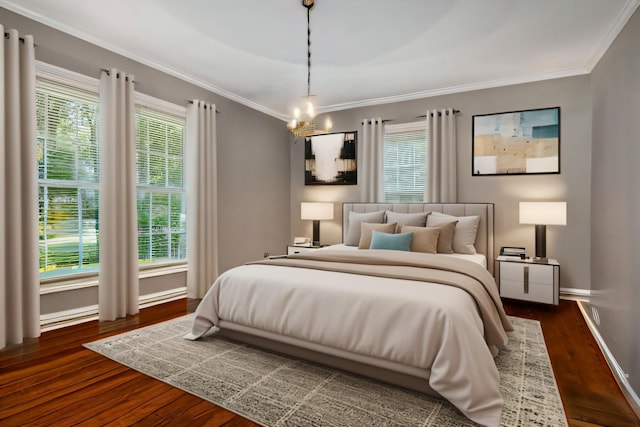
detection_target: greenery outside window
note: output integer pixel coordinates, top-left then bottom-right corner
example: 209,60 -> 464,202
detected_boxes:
37,68 -> 188,281
37,79 -> 100,279
135,107 -> 187,265
383,122 -> 427,203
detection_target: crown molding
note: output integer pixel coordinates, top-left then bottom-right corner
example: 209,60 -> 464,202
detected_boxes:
318,67 -> 591,115
583,0 -> 640,71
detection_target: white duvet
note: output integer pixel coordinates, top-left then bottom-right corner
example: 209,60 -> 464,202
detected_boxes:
188,258 -> 505,426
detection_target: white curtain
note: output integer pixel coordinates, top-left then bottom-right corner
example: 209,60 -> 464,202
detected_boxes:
186,100 -> 218,299
98,69 -> 139,321
425,108 -> 457,203
360,118 -> 384,202
0,28 -> 39,349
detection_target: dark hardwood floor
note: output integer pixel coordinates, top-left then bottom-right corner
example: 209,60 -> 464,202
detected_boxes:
1,299 -> 638,426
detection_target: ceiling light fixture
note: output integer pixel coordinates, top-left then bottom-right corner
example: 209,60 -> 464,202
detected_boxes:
287,0 -> 330,138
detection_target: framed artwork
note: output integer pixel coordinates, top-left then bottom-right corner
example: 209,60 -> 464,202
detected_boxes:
472,107 -> 560,176
305,131 -> 357,185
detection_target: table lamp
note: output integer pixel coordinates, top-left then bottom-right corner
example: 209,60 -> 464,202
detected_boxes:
519,202 -> 566,262
301,202 -> 334,246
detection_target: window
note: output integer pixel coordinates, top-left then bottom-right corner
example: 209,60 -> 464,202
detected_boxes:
135,106 -> 187,265
37,66 -> 187,281
37,79 -> 100,279
383,122 -> 427,203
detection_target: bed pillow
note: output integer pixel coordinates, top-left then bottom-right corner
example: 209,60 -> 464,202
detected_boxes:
427,220 -> 457,254
427,212 -> 481,254
344,210 -> 385,246
369,230 -> 413,251
358,222 -> 397,249
384,211 -> 430,233
400,225 -> 440,254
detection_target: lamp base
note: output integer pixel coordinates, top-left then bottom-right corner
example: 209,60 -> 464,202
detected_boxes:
534,224 -> 547,260
312,220 -> 320,247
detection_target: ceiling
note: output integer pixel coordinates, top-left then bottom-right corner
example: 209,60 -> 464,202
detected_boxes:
2,0 -> 638,121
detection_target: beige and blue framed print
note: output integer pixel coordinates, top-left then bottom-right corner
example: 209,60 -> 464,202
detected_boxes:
472,107 -> 560,176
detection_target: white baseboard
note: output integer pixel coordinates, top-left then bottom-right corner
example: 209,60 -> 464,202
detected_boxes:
139,287 -> 187,309
560,287 -> 590,301
577,301 -> 640,419
40,287 -> 187,332
40,304 -> 99,332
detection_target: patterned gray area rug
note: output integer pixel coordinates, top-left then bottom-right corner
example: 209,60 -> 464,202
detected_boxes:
84,315 -> 567,427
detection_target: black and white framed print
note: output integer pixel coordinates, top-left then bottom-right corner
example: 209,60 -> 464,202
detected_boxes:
305,131 -> 357,185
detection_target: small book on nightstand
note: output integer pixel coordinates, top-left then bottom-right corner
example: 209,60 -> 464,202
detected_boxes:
499,246 -> 526,259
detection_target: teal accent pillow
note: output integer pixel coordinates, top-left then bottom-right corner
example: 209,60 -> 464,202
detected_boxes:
369,230 -> 414,251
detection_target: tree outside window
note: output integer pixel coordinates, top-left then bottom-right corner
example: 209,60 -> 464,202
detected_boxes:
37,79 -> 187,280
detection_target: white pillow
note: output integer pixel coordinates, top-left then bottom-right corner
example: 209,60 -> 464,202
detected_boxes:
384,211 -> 430,233
427,212 -> 480,254
344,210 -> 385,246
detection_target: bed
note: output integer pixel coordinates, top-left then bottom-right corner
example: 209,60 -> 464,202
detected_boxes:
186,203 -> 513,426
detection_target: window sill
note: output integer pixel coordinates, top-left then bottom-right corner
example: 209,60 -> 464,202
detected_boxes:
40,263 -> 188,295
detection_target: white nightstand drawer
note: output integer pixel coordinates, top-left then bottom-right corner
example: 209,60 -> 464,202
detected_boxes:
500,279 -> 555,304
287,245 -> 320,255
495,257 -> 560,305
500,262 -> 554,285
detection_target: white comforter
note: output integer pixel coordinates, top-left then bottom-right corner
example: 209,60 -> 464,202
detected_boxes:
187,256 -> 506,426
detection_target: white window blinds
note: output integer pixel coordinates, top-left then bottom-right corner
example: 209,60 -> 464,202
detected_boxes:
37,79 -> 100,278
36,68 -> 188,280
135,107 -> 187,265
383,121 -> 427,203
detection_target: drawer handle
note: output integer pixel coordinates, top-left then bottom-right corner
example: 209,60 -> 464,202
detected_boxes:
523,266 -> 529,294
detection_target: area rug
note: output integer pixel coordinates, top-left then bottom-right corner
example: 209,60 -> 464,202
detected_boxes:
84,315 -> 567,427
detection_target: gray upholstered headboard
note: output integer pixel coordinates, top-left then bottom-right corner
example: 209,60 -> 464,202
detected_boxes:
342,203 -> 495,274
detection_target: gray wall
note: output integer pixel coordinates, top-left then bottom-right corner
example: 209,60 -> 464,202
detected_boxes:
1,8 -> 291,313
291,76 -> 592,292
590,7 -> 640,399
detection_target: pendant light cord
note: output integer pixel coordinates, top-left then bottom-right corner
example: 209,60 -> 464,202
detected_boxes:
307,5 -> 311,98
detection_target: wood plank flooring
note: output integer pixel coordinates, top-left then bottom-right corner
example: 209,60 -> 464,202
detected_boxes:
1,298 -> 638,426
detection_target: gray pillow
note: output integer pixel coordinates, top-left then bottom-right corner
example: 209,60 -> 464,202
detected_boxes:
344,210 -> 385,246
385,211 -> 430,233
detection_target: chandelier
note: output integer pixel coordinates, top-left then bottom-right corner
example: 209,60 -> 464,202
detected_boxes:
287,0 -> 330,138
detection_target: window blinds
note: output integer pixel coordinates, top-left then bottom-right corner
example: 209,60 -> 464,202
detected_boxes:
37,79 -> 100,277
383,121 -> 427,203
37,77 -> 188,278
135,107 -> 187,264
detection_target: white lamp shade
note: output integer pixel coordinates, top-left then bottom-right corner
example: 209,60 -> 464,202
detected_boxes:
519,202 -> 567,225
301,202 -> 334,220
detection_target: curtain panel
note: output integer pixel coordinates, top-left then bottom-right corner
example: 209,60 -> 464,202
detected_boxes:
360,118 -> 384,202
186,100 -> 218,299
0,27 -> 40,349
425,108 -> 457,203
98,69 -> 139,321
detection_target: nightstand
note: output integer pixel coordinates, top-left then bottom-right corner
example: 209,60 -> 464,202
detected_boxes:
287,245 -> 322,255
494,256 -> 560,305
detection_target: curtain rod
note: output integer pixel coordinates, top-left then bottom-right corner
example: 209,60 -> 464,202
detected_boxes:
187,100 -> 220,113
360,119 -> 393,125
4,32 -> 35,45
416,109 -> 461,118
361,109 -> 460,124
100,68 -> 136,83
